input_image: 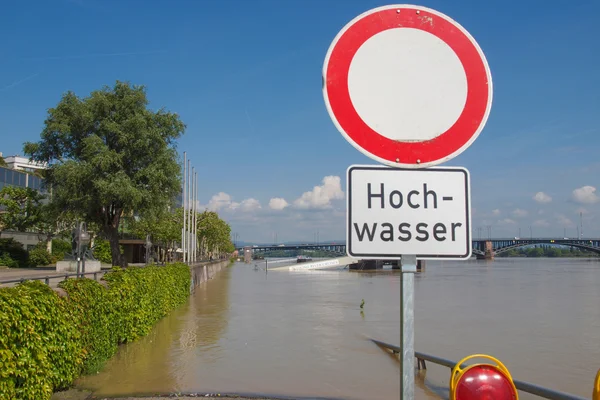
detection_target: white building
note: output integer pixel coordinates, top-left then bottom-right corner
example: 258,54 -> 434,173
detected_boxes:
1,153 -> 47,173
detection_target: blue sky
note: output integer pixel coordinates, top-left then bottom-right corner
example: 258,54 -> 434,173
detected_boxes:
1,0 -> 599,243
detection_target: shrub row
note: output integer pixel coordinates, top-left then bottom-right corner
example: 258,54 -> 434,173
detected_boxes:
0,263 -> 191,400
0,238 -> 28,268
0,238 -> 73,268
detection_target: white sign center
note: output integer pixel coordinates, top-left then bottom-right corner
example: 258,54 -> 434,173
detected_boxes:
347,28 -> 468,142
347,165 -> 471,259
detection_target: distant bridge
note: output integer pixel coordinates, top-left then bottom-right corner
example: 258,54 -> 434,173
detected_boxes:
239,238 -> 600,259
472,238 -> 600,258
240,243 -> 347,258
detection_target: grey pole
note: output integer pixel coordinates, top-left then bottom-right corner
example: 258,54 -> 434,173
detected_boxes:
188,164 -> 193,264
190,167 -> 194,264
191,170 -> 195,263
195,171 -> 198,262
75,223 -> 81,277
400,254 -> 417,400
193,170 -> 197,263
182,152 -> 187,263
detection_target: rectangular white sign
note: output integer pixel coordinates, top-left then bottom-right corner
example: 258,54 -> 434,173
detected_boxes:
347,165 -> 472,260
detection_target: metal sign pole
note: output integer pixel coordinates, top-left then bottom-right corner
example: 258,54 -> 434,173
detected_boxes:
400,254 -> 417,400
76,223 -> 81,277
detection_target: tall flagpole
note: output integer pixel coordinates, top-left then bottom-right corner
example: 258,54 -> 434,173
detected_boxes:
191,169 -> 196,263
188,161 -> 192,264
182,152 -> 187,263
193,171 -> 198,263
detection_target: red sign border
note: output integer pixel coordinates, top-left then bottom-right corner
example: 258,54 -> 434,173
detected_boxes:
323,5 -> 493,168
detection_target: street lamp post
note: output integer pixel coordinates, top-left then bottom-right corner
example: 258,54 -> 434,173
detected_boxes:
72,222 -> 90,277
145,234 -> 152,266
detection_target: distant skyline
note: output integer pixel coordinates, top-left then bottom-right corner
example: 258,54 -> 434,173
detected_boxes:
1,0 -> 599,242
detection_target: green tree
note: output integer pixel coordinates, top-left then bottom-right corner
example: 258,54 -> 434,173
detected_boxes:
131,207 -> 182,262
35,202 -> 82,253
24,81 -> 185,267
0,156 -> 7,167
196,210 -> 234,258
0,186 -> 44,236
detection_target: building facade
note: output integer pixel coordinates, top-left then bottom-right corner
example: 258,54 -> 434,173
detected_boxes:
0,153 -> 46,192
3,155 -> 47,174
0,154 -> 48,250
0,166 -> 44,192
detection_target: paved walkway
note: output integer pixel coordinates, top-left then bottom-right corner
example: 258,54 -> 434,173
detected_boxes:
0,267 -> 107,288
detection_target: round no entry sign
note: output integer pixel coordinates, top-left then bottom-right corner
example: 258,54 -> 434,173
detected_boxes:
323,4 -> 493,168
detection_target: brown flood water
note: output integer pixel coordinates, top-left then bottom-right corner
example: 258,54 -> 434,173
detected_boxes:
76,258 -> 600,400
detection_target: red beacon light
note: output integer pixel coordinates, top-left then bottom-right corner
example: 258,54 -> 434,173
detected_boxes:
450,354 -> 518,400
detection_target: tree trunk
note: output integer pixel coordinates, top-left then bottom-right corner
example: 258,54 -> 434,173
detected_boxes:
107,225 -> 125,267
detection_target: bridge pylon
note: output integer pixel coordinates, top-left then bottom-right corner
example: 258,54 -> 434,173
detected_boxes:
480,240 -> 495,260
243,246 -> 252,263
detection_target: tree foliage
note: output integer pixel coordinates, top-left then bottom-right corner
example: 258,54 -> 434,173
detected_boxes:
23,81 -> 185,266
196,210 -> 235,257
0,155 -> 7,167
0,186 -> 44,234
131,207 -> 235,261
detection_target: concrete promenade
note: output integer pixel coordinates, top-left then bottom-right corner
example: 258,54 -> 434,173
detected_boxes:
0,259 -> 230,289
0,267 -> 109,288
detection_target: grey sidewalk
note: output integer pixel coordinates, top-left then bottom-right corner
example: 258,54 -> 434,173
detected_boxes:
0,267 -> 108,288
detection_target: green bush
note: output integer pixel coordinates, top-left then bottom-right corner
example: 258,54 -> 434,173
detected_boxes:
51,238 -> 72,261
0,281 -> 84,399
92,238 -> 123,265
28,245 -> 53,267
0,252 -> 18,268
0,263 -> 191,399
0,238 -> 29,268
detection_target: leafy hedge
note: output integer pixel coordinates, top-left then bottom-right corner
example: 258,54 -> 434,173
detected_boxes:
92,238 -> 124,265
28,245 -> 53,267
0,238 -> 28,268
0,263 -> 191,400
51,239 -> 72,262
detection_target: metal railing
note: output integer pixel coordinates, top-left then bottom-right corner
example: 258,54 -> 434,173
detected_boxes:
0,270 -> 107,286
371,339 -> 589,400
0,258 -> 230,287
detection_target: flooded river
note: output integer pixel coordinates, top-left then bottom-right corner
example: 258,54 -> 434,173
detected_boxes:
77,258 -> 600,399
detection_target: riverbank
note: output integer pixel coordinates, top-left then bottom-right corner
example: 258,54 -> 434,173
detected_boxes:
1,261 -> 236,400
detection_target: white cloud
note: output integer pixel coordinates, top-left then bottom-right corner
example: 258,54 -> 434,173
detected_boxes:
533,219 -> 550,227
238,198 -> 261,212
269,197 -> 289,210
572,186 -> 599,204
533,192 -> 552,204
556,214 -> 574,227
498,218 -> 516,225
205,192 -> 235,211
512,208 -> 528,218
293,175 -> 344,209
492,209 -> 501,216
202,192 -> 261,213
